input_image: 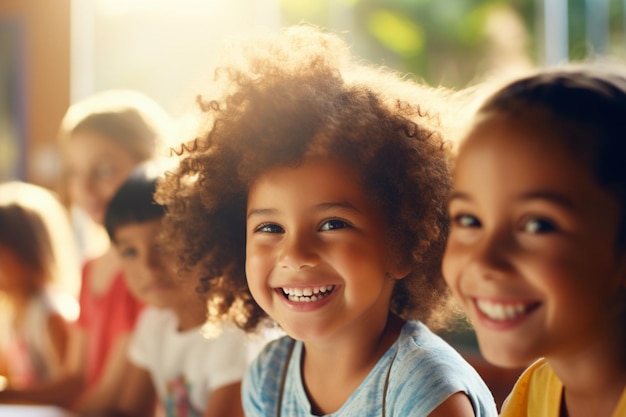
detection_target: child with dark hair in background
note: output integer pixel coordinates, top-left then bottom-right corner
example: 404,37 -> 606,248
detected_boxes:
443,64 -> 626,416
105,163 -> 251,417
0,90 -> 172,414
156,25 -> 497,417
0,182 -> 79,390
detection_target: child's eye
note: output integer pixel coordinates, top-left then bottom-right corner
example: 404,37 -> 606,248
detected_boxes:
452,214 -> 480,228
522,217 -> 557,234
119,247 -> 138,259
63,168 -> 79,179
255,223 -> 284,234
319,219 -> 352,231
94,164 -> 117,179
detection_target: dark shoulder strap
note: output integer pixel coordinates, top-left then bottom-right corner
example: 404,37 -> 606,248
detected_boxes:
277,340 -> 396,417
382,346 -> 399,417
276,338 -> 297,417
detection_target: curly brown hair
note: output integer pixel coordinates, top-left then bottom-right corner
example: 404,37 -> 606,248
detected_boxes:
156,24 -> 463,333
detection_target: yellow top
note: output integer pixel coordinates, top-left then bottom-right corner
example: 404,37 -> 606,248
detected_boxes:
500,358 -> 626,417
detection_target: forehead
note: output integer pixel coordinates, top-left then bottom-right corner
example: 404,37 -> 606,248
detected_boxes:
114,218 -> 162,243
64,131 -> 136,165
249,158 -> 365,198
455,112 -> 597,197
460,110 -> 579,164
246,157 -> 388,220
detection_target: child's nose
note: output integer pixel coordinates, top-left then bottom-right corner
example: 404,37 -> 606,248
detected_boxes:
469,229 -> 515,279
73,172 -> 97,197
278,232 -> 320,270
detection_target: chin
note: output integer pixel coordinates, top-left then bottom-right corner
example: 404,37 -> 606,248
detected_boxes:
88,211 -> 105,226
478,342 -> 535,369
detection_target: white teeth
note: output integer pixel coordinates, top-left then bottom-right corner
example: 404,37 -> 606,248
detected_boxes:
476,300 -> 530,321
281,285 -> 335,302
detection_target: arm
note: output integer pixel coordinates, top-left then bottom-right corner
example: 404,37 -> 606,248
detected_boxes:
46,312 -> 71,376
428,392 -> 475,417
72,332 -> 133,414
203,381 -> 244,417
0,350 -> 10,386
109,360 -> 156,417
0,375 -> 83,406
0,324 -> 85,407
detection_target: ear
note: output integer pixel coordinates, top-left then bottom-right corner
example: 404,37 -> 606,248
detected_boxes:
387,256 -> 412,280
385,238 -> 412,280
388,265 -> 411,280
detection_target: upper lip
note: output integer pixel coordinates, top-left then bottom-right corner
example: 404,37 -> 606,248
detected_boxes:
279,285 -> 335,297
472,297 -> 541,320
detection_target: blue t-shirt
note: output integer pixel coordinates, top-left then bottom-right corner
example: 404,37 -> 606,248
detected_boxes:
242,320 -> 497,417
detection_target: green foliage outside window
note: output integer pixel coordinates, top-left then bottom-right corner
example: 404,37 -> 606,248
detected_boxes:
280,0 -> 626,89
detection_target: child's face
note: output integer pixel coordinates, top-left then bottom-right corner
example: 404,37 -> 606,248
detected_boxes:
442,112 -> 626,368
114,218 -> 180,308
0,244 -> 30,294
64,131 -> 138,225
246,158 -> 405,343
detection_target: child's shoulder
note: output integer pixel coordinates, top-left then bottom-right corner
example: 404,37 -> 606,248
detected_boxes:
395,320 -> 491,392
392,320 -> 498,416
131,307 -> 172,339
500,359 -> 560,417
247,333 -> 292,374
398,320 -> 458,354
522,358 -> 552,381
504,358 -> 554,395
136,306 -> 174,325
255,332 -> 293,359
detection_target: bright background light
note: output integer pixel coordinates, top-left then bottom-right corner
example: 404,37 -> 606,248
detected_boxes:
73,0 -> 281,120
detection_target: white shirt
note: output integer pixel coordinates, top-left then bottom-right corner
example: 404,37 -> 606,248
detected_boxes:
129,307 -> 252,415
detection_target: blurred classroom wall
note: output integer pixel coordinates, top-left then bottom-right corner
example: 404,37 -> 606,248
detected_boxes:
0,0 -> 70,189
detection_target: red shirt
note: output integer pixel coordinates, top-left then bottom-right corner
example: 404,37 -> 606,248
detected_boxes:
77,261 -> 143,386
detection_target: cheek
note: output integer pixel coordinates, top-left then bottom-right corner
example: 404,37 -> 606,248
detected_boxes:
67,179 -> 85,202
104,173 -> 132,197
0,254 -> 27,286
100,184 -> 121,205
441,244 -> 461,288
245,247 -> 271,287
337,241 -> 387,270
123,276 -> 143,301
245,254 -> 273,310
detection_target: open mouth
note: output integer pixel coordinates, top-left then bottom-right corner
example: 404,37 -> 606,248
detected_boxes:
475,299 -> 540,321
280,285 -> 335,303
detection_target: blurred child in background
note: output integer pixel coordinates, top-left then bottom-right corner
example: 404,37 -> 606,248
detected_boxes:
443,64 -> 626,416
0,181 -> 79,389
105,164 -> 250,417
0,90 -> 172,413
61,90 -> 172,412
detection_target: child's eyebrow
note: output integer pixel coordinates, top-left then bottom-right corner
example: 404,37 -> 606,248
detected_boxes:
519,191 -> 575,209
315,201 -> 361,213
246,201 -> 361,219
447,190 -> 575,209
247,208 -> 278,219
113,237 -> 131,246
447,191 -> 470,204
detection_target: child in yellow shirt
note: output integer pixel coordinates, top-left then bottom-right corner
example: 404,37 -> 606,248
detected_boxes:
443,64 -> 626,417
